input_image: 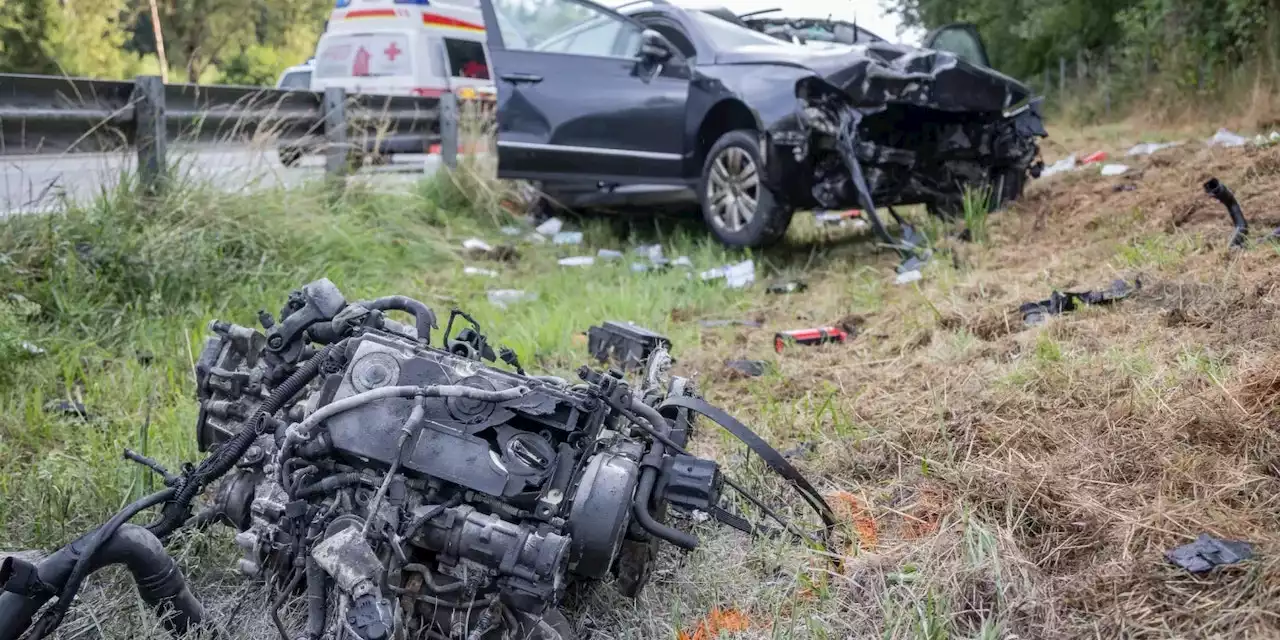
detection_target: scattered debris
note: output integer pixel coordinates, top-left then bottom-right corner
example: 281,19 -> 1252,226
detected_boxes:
1203,178 -> 1248,248
597,249 -> 623,260
630,262 -> 651,273
1082,150 -> 1108,164
500,226 -> 523,237
45,400 -> 91,420
1100,164 -> 1130,176
814,209 -> 864,226
724,359 -> 770,377
1126,141 -> 1180,156
774,326 -> 849,353
558,256 -> 595,267
1207,128 -> 1248,148
895,269 -> 923,285
462,238 -> 519,261
700,260 -> 755,289
462,237 -> 493,253
766,280 -> 807,294
1041,154 -> 1078,177
486,289 -> 538,309
672,256 -> 694,268
1166,533 -> 1254,573
1253,131 -> 1280,147
1019,278 -> 1141,326
20,342 -> 46,356
586,321 -> 671,371
553,231 -> 583,245
635,244 -> 664,261
534,217 -> 564,235
826,490 -> 879,552
698,319 -> 763,329
463,266 -> 497,277
1113,184 -> 1137,192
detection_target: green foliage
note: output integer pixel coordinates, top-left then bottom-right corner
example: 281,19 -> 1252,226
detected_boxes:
0,0 -> 329,84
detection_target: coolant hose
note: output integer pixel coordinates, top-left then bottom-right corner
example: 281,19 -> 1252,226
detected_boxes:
1204,178 -> 1248,247
0,523 -> 204,640
358,296 -> 438,344
633,465 -> 699,551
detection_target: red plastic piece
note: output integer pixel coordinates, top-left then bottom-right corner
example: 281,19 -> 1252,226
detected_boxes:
774,327 -> 849,353
1082,150 -> 1108,164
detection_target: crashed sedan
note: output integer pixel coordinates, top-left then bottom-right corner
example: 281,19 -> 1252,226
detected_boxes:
479,0 -> 1047,248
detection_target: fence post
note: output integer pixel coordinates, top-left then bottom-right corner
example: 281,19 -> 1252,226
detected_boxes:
134,75 -> 167,195
1059,56 -> 1066,94
439,92 -> 459,170
324,87 -> 349,178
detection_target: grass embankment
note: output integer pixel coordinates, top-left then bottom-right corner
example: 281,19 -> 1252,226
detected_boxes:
6,136 -> 1280,638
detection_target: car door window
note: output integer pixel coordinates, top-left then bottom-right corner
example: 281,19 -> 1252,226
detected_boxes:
925,25 -> 990,67
491,0 -> 642,58
633,15 -> 696,60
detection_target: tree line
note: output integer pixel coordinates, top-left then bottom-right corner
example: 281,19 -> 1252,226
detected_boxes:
885,0 -> 1280,101
0,0 -> 329,85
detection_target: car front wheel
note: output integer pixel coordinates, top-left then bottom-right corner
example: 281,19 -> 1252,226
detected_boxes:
699,130 -> 793,247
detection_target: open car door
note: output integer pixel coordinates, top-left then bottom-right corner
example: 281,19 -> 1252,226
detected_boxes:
477,0 -> 692,185
922,23 -> 992,68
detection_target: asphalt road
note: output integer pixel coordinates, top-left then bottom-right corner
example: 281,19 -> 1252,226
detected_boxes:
0,146 -> 444,215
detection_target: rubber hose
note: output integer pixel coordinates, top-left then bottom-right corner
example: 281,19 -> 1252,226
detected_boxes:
295,473 -> 374,499
359,296 -> 438,344
1204,178 -> 1248,247
633,466 -> 699,550
18,488 -> 176,639
304,558 -> 326,640
1,522 -> 203,640
150,341 -> 341,539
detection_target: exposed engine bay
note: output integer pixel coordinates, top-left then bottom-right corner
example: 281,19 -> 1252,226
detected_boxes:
0,280 -> 836,640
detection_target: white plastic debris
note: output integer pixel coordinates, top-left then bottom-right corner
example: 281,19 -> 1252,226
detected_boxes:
535,217 -> 564,235
701,260 -> 755,289
895,269 -> 923,285
1100,164 -> 1130,176
463,266 -> 497,277
1040,154 -> 1077,177
558,256 -> 595,267
487,289 -> 538,309
526,233 -> 547,244
462,238 -> 493,252
553,231 -> 583,245
1207,128 -> 1247,148
631,262 -> 650,273
634,244 -> 664,261
597,249 -> 624,260
672,256 -> 693,267
814,210 -> 843,223
500,226 -> 523,236
21,342 -> 46,356
1126,141 -> 1179,156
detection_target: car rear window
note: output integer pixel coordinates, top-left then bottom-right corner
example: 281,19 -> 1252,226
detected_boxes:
315,33 -> 414,78
443,38 -> 490,79
690,10 -> 802,50
278,70 -> 311,89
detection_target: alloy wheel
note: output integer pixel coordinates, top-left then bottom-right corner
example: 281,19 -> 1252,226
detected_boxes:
707,146 -> 760,232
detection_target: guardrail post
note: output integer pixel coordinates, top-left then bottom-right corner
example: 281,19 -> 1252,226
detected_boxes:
440,92 -> 459,170
324,87 -> 349,178
134,75 -> 167,195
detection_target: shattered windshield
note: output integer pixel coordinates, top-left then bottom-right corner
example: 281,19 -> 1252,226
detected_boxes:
689,9 -> 806,50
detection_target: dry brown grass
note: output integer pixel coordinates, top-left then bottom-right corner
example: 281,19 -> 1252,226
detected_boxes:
606,138 -> 1280,639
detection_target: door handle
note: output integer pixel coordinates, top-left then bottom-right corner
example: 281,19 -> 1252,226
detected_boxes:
500,72 -> 543,84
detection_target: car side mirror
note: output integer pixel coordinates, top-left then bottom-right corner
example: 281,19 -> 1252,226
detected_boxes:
638,29 -> 674,63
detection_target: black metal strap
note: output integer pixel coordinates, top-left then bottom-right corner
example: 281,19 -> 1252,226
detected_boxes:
656,396 -> 838,536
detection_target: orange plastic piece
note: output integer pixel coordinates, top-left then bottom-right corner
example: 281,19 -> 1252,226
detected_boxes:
678,608 -> 752,640
1081,150 -> 1108,164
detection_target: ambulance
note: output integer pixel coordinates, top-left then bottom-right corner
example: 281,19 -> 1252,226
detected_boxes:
307,0 -> 495,159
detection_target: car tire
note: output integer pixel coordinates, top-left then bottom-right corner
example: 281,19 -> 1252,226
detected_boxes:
699,130 -> 793,247
278,147 -> 302,168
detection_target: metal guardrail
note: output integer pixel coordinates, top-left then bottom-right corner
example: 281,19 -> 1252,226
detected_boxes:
0,74 -> 461,192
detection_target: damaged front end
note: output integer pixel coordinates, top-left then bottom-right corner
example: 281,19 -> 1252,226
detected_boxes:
776,44 -> 1047,250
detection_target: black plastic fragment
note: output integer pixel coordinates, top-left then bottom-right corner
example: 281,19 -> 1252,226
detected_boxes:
766,281 -> 808,294
1019,277 -> 1141,326
1204,178 -> 1248,248
1166,533 -> 1254,573
586,321 -> 671,371
44,400 -> 92,421
725,360 -> 769,377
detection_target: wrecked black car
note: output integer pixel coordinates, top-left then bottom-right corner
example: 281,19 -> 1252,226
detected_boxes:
479,0 -> 1047,248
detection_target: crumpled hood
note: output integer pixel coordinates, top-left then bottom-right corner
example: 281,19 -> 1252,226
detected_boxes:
712,41 -> 1034,115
